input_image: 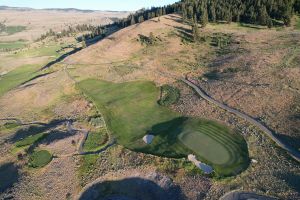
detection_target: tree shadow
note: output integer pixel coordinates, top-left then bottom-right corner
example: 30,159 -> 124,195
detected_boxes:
19,71 -> 54,87
277,172 -> 300,193
40,129 -> 76,145
135,117 -> 189,158
276,134 -> 300,150
9,119 -> 69,143
0,162 -> 20,193
79,177 -> 186,200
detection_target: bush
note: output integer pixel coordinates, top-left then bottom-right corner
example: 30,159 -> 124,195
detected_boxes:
158,85 -> 180,106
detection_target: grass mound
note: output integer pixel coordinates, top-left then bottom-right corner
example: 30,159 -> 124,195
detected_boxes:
15,133 -> 48,147
3,122 -> 19,129
83,129 -> 109,152
78,79 -> 249,176
158,85 -> 180,106
29,150 -> 52,168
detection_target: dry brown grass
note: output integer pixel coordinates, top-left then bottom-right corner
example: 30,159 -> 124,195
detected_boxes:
0,9 -> 129,41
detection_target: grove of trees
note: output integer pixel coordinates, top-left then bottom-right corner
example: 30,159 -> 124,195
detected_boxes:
39,0 -> 300,42
182,0 -> 299,27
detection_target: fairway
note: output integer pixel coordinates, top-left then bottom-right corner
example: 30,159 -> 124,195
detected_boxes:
0,41 -> 26,50
78,79 -> 249,175
0,65 -> 39,97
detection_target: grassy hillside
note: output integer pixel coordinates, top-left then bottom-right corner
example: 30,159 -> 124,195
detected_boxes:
78,79 -> 249,176
0,65 -> 39,96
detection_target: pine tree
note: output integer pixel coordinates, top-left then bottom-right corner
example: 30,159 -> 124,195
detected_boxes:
81,38 -> 87,48
130,15 -> 136,25
200,5 -> 208,27
192,15 -> 200,42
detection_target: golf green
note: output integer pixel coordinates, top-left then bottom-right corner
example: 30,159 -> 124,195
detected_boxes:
78,79 -> 249,176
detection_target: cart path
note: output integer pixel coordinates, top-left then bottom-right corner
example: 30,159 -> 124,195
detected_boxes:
181,78 -> 300,162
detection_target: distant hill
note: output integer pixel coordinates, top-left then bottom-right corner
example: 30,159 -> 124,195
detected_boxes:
0,6 -> 128,13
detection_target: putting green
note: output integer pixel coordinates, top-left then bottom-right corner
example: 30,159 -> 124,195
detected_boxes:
78,79 -> 249,176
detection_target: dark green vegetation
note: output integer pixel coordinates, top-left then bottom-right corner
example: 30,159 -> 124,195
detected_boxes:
0,65 -> 40,97
158,85 -> 180,106
83,129 -> 109,152
296,15 -> 300,29
0,163 -> 20,192
138,33 -> 160,46
38,0 -> 299,43
28,150 -> 52,168
15,133 -> 48,147
78,79 -> 249,176
0,122 -> 19,130
182,0 -> 297,27
0,41 -> 26,50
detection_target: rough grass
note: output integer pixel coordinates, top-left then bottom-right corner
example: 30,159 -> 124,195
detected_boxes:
158,85 -> 180,106
15,132 -> 48,147
0,41 -> 26,49
14,44 -> 63,58
83,129 -> 109,152
2,26 -> 26,35
0,122 -> 19,131
295,15 -> 300,30
78,154 -> 98,185
0,65 -> 39,96
78,79 -> 249,176
28,150 -> 52,168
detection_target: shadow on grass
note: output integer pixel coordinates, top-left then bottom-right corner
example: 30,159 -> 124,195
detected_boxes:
0,162 -> 20,193
9,119 -> 69,143
136,117 -> 189,158
79,177 -> 186,200
41,129 -> 76,145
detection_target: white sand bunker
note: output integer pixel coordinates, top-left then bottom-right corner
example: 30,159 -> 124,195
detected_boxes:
143,134 -> 154,144
188,154 -> 213,174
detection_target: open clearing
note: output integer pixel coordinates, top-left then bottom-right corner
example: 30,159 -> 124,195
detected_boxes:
78,79 -> 249,176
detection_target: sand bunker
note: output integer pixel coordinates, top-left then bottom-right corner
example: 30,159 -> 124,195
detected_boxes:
188,154 -> 213,174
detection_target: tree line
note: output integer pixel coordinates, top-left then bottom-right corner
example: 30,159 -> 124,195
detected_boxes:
38,0 -> 300,43
182,0 -> 300,27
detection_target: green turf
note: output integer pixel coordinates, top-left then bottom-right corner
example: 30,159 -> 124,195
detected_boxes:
29,150 -> 52,168
15,133 -> 48,147
14,44 -> 63,58
78,79 -> 249,176
0,41 -> 26,50
0,65 -> 40,97
1,122 -> 19,130
296,16 -> 300,30
83,129 -> 109,152
2,26 -> 26,35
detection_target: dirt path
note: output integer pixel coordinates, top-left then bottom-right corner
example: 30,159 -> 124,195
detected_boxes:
182,78 -> 300,162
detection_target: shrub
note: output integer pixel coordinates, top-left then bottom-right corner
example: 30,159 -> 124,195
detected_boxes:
158,85 -> 180,106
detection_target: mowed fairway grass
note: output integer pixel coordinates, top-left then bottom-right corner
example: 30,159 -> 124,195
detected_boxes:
0,65 -> 39,96
78,79 -> 249,176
